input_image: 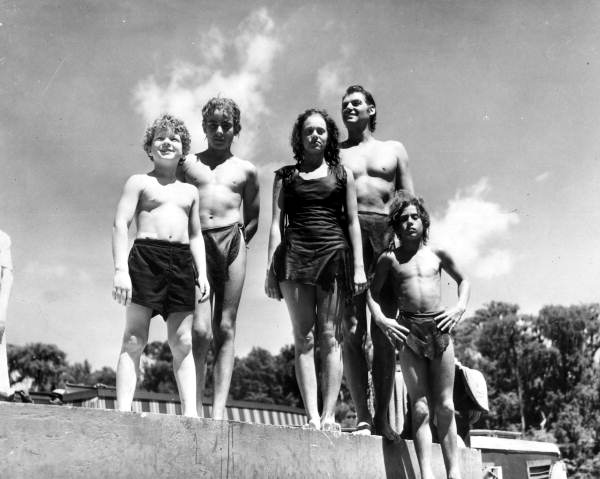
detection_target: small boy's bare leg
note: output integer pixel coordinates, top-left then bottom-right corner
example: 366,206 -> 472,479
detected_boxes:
192,298 -> 212,417
399,346 -> 435,479
371,323 -> 400,440
211,244 -> 246,420
116,304 -> 152,412
316,282 -> 344,426
281,281 -> 320,427
167,311 -> 198,418
0,325 -> 11,396
431,341 -> 461,479
343,294 -> 373,430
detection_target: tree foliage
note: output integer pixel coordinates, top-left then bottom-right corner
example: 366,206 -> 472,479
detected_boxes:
455,302 -> 600,477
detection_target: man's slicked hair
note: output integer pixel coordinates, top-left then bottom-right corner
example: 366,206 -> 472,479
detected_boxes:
343,85 -> 377,132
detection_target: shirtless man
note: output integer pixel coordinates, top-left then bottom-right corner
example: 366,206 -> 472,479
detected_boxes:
339,85 -> 414,438
178,98 -> 260,419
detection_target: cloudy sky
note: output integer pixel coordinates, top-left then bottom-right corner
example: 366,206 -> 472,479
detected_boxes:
1,0 -> 599,369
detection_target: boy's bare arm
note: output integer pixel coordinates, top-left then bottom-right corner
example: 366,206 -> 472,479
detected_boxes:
344,166 -> 367,294
265,175 -> 283,300
188,188 -> 210,302
369,254 -> 409,344
112,175 -> 144,305
242,164 -> 260,244
435,249 -> 471,332
394,142 -> 414,194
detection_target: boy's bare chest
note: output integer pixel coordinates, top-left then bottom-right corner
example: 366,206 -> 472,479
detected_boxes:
393,251 -> 440,281
139,185 -> 191,211
186,162 -> 246,193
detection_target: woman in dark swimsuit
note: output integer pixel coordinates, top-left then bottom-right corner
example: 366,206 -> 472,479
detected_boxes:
265,108 -> 366,431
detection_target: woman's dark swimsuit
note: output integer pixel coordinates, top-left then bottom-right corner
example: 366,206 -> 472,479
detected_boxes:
271,164 -> 352,294
128,239 -> 196,319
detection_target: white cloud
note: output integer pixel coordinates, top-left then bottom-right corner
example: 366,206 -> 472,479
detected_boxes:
534,171 -> 550,182
430,178 -> 519,279
317,62 -> 347,100
132,8 -> 281,159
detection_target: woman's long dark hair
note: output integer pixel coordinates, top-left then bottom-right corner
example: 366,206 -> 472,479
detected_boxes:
290,108 -> 340,167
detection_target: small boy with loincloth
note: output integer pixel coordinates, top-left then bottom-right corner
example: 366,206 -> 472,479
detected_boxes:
112,114 -> 210,417
370,192 -> 470,479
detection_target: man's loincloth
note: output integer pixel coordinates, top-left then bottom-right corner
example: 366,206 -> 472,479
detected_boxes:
358,211 -> 394,280
128,238 -> 196,319
202,222 -> 244,290
397,311 -> 450,359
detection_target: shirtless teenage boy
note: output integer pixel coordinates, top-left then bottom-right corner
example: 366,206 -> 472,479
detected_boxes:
371,193 -> 470,479
178,98 -> 259,419
339,85 -> 414,437
112,114 -> 210,417
0,231 -> 13,400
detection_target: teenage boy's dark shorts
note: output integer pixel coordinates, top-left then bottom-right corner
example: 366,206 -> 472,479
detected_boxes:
128,238 -> 196,319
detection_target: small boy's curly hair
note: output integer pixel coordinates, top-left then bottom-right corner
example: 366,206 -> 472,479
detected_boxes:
290,108 -> 340,167
202,97 -> 242,136
388,191 -> 431,244
143,114 -> 191,160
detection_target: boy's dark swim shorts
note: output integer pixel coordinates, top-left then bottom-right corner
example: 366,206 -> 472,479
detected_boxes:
128,238 -> 196,319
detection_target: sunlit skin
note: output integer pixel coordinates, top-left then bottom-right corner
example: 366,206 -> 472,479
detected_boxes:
177,107 -> 260,419
0,232 -> 13,398
370,204 -> 470,479
339,89 -> 414,438
112,125 -> 210,418
265,112 -> 366,430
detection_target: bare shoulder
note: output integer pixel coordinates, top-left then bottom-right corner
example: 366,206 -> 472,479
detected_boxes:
125,173 -> 150,189
383,140 -> 408,159
431,247 -> 453,264
233,156 -> 258,177
0,230 -> 11,249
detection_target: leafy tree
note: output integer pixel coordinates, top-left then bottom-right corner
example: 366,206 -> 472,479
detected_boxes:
8,342 -> 68,391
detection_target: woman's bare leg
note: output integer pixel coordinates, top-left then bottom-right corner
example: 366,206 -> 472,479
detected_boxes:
316,281 -> 344,425
280,281 -> 320,427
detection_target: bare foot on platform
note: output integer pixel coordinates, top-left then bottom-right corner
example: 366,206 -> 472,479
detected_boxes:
374,420 -> 402,442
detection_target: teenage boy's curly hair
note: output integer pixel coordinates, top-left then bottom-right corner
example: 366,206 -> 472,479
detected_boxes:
343,85 -> 377,132
290,108 -> 340,167
143,114 -> 191,160
202,97 -> 242,136
388,191 -> 431,244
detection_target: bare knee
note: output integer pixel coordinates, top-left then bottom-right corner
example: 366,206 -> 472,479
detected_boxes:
412,398 -> 431,426
214,317 -> 236,345
192,321 -> 213,348
318,330 -> 340,354
434,398 -> 455,423
294,330 -> 315,354
169,330 -> 193,360
121,331 -> 148,356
